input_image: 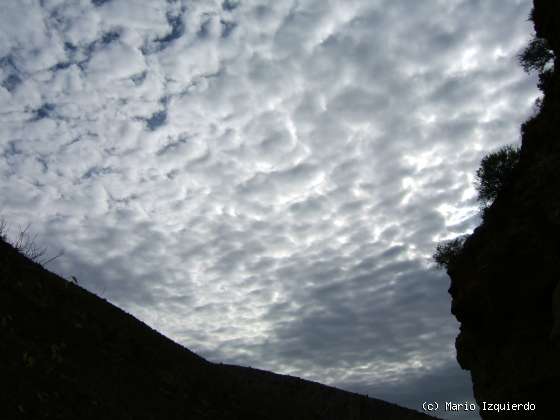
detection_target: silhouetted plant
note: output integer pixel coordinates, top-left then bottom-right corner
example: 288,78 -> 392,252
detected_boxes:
475,145 -> 521,207
13,223 -> 48,262
518,36 -> 554,74
537,68 -> 554,93
0,217 -> 63,266
0,218 -> 7,241
433,237 -> 466,270
433,236 -> 467,270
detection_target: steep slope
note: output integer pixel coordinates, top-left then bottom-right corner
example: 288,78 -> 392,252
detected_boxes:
0,238 -> 436,420
447,1 -> 560,418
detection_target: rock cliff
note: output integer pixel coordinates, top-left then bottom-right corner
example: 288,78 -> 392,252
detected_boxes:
447,1 -> 560,418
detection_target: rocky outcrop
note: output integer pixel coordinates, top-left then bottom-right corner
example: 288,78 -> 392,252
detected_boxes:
447,1 -> 560,418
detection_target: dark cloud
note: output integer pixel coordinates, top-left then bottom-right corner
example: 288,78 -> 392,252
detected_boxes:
0,55 -> 22,92
101,31 -> 121,45
91,0 -> 111,7
222,0 -> 240,12
144,12 -> 186,54
145,110 -> 167,130
130,71 -> 147,86
31,103 -> 56,121
220,20 -> 237,38
2,73 -> 22,92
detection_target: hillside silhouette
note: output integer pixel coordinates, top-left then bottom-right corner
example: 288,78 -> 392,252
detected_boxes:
0,237 -> 437,419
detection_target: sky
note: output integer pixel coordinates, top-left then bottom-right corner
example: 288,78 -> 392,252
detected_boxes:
0,0 -> 540,419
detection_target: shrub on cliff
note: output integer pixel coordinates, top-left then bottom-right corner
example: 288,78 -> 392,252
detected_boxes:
475,145 -> 521,207
518,36 -> 554,74
433,236 -> 467,270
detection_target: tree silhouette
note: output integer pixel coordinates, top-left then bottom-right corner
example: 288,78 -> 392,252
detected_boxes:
433,236 -> 467,270
518,36 -> 554,74
475,145 -> 520,206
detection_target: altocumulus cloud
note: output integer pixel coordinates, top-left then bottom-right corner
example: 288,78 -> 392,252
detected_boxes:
0,0 -> 538,418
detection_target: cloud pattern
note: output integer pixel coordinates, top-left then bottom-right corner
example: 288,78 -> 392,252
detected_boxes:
0,0 -> 538,418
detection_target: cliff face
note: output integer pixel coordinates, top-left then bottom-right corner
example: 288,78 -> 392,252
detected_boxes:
448,1 -> 560,418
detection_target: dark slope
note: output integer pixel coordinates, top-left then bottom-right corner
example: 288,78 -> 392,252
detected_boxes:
446,1 -> 560,418
0,238 -> 437,420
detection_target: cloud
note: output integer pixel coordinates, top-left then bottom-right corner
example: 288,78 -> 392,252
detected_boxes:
0,0 -> 539,418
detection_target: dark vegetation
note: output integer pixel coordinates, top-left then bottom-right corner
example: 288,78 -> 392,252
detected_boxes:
437,1 -> 560,418
0,235 -> 437,419
0,218 -> 63,267
474,145 -> 521,207
518,36 -> 554,74
433,235 -> 467,270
